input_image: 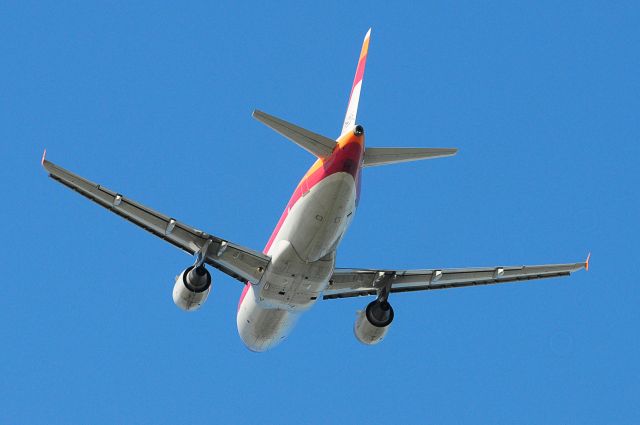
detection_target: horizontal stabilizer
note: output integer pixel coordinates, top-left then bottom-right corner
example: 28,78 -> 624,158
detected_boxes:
253,109 -> 336,158
363,147 -> 458,167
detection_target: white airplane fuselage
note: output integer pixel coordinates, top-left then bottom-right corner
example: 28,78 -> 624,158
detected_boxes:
237,131 -> 364,351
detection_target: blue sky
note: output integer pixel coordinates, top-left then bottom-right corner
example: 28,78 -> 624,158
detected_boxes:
1,1 -> 639,423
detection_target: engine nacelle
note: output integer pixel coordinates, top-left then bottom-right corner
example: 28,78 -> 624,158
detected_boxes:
353,300 -> 394,345
173,265 -> 212,312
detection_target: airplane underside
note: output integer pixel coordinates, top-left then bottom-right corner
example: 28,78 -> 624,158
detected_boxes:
237,171 -> 357,352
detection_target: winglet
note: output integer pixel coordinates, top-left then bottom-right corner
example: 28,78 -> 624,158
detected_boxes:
585,252 -> 591,271
41,149 -> 47,166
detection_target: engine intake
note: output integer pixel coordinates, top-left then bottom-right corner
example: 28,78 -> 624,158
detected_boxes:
366,300 -> 394,327
354,300 -> 394,345
173,265 -> 212,311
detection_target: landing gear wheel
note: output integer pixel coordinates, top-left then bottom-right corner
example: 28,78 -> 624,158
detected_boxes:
365,300 -> 394,327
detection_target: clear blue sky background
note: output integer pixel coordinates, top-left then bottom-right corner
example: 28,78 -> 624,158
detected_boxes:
1,1 -> 638,423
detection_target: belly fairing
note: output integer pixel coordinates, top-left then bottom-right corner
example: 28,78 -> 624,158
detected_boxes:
259,240 -> 334,309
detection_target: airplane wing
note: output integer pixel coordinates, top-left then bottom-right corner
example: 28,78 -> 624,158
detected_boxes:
42,154 -> 270,284
323,259 -> 589,299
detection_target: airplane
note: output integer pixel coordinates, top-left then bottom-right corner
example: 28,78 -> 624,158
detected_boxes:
42,29 -> 589,352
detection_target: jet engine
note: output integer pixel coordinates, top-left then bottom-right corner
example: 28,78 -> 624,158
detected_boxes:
353,300 -> 394,345
173,265 -> 212,311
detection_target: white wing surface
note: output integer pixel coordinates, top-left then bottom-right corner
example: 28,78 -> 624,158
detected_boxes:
324,259 -> 589,299
42,155 -> 270,284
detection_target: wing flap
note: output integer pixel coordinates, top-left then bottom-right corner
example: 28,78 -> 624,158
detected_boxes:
43,157 -> 270,284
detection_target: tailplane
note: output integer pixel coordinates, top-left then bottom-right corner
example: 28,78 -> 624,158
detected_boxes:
253,109 -> 336,158
363,147 -> 458,167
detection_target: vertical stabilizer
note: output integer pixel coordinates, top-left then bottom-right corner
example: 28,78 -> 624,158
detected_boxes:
341,29 -> 371,136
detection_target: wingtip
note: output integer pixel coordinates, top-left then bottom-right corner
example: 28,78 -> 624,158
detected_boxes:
585,252 -> 591,271
365,28 -> 372,38
41,148 -> 47,166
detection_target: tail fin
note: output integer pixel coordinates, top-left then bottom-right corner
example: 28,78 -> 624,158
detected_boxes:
341,29 -> 371,136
